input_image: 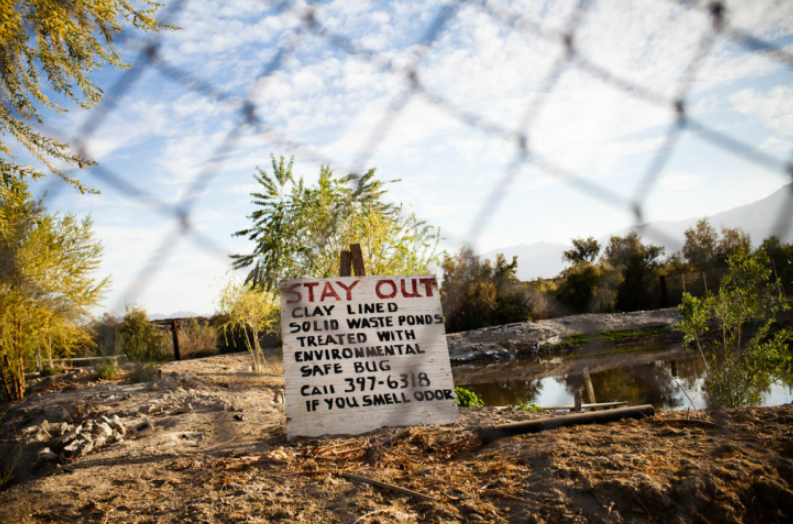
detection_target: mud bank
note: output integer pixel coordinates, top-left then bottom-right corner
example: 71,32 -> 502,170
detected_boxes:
447,308 -> 682,361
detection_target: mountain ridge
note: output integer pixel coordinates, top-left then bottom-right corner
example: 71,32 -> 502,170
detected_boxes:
483,183 -> 793,281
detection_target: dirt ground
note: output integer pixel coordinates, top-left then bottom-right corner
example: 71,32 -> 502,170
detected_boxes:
2,351 -> 793,524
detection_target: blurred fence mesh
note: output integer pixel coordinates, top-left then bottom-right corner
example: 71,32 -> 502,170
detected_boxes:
40,0 -> 793,305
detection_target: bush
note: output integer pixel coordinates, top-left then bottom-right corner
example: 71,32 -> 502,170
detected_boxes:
39,366 -> 61,377
127,361 -> 160,383
177,318 -> 219,359
511,401 -> 543,412
675,250 -> 793,408
94,359 -> 120,380
117,305 -> 170,362
0,444 -> 21,490
455,387 -> 484,407
441,248 -> 535,333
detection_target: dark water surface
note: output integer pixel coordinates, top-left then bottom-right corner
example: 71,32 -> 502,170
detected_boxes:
452,347 -> 793,410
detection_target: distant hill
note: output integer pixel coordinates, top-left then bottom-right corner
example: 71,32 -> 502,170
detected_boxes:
484,183 -> 793,281
148,311 -> 205,321
610,182 -> 793,254
482,242 -> 569,281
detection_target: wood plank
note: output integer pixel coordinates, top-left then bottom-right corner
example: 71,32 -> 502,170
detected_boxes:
280,275 -> 458,439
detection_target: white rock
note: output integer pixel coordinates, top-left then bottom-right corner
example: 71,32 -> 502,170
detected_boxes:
38,447 -> 59,462
93,422 -> 113,438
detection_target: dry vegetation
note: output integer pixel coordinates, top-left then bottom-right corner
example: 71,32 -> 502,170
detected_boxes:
1,353 -> 792,524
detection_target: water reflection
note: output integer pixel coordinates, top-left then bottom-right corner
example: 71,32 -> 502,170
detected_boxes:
453,348 -> 792,410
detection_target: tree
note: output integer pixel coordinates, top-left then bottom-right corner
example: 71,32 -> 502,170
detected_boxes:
604,232 -> 665,312
717,226 -> 751,262
440,248 -> 534,332
1,1 -> 174,194
231,155 -> 440,288
675,250 -> 793,408
215,274 -> 280,373
556,237 -> 617,314
0,183 -> 109,400
681,218 -> 751,271
555,263 -> 607,314
682,219 -> 718,271
117,305 -> 169,363
562,237 -> 600,264
760,236 -> 793,295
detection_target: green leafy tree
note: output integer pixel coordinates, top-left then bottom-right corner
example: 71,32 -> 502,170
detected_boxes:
216,274 -> 280,373
717,226 -> 751,262
0,0 -> 174,194
682,219 -> 718,271
675,250 -> 793,408
604,232 -> 665,312
555,263 -> 607,314
231,155 -> 439,289
760,236 -> 793,295
562,237 -> 600,264
556,236 -> 619,314
440,248 -> 534,332
0,183 -> 109,400
681,219 -> 751,271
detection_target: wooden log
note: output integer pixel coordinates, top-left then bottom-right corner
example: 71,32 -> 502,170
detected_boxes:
350,243 -> 366,276
573,389 -> 582,412
478,404 -> 656,444
340,472 -> 436,502
537,401 -> 627,411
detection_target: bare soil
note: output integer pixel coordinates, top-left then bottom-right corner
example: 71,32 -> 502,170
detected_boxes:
1,350 -> 793,524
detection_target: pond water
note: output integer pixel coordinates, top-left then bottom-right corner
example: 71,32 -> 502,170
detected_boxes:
452,347 -> 793,410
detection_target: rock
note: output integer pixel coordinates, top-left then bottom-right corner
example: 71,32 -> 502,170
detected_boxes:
181,433 -> 203,446
92,422 -> 113,438
63,439 -> 93,459
38,447 -> 59,462
449,343 -> 515,362
129,420 -> 154,435
108,415 -> 127,435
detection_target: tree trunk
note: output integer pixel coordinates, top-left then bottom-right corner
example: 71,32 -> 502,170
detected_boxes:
0,357 -> 13,399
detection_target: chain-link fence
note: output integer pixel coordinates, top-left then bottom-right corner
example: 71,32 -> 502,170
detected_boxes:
32,0 -> 793,312
6,2 -> 793,520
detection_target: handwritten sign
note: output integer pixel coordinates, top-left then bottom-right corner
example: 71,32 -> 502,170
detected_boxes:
279,275 -> 459,439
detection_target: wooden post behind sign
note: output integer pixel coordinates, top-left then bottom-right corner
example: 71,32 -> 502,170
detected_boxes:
339,250 -> 352,277
350,243 -> 366,276
339,244 -> 367,277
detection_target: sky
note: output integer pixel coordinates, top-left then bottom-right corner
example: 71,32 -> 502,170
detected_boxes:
18,0 -> 793,317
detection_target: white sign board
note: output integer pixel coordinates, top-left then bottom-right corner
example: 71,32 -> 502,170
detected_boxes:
279,275 -> 459,439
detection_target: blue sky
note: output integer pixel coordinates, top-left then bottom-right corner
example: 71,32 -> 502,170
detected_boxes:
21,0 -> 793,317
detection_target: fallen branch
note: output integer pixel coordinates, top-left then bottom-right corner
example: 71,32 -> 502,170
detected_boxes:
340,471 -> 437,502
478,404 -> 656,444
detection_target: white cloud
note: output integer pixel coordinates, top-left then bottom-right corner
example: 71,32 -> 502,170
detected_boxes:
37,0 -> 793,316
658,172 -> 704,191
730,85 -> 793,135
